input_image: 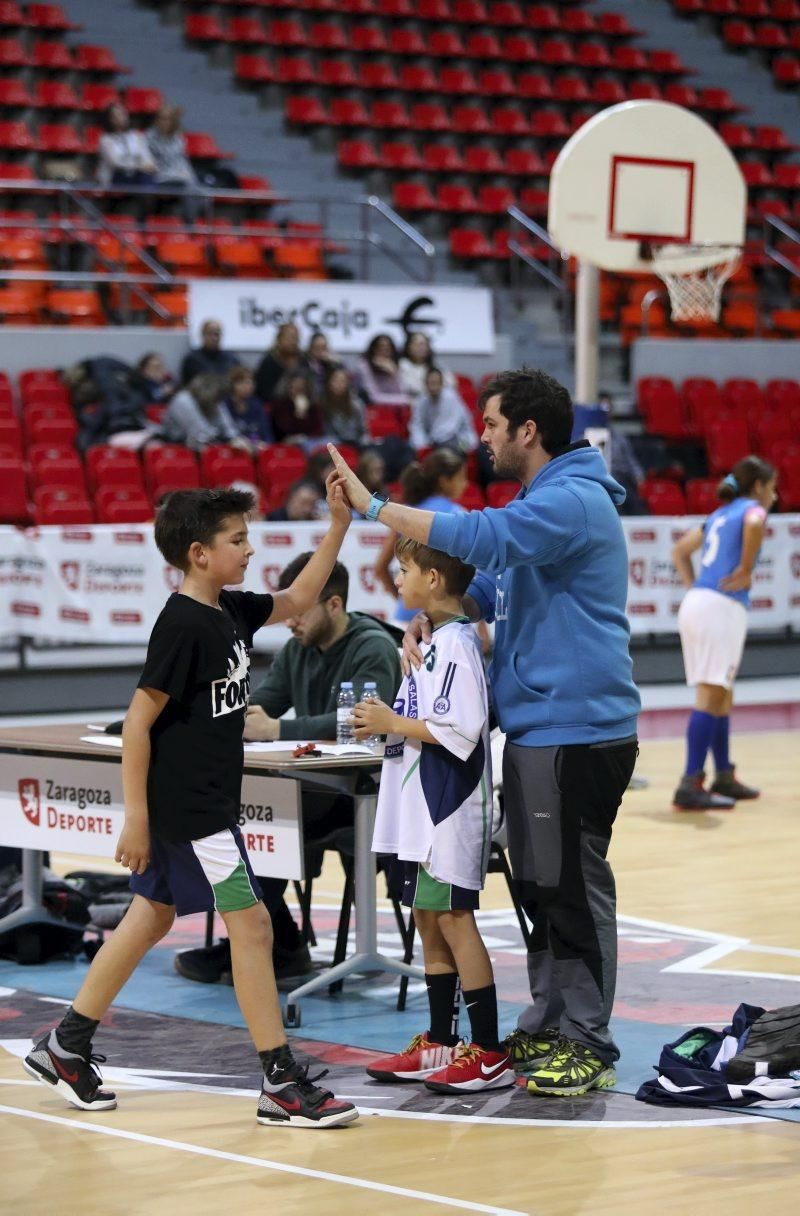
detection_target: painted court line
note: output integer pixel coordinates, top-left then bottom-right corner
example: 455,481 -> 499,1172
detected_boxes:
0,1104 -> 526,1216
368,1107 -> 760,1130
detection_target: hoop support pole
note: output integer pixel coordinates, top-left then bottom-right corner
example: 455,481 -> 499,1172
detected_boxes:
575,258 -> 600,404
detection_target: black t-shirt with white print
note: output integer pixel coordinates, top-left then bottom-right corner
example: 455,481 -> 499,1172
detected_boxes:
139,589 -> 273,843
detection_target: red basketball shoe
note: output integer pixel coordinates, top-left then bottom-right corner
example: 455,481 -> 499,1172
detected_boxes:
424,1044 -> 516,1093
366,1032 -> 461,1082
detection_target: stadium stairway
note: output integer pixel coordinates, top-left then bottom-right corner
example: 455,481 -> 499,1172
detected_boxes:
592,0 -> 800,134
61,0 -> 480,288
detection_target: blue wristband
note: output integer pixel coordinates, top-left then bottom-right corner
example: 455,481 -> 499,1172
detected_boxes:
366,492 -> 389,521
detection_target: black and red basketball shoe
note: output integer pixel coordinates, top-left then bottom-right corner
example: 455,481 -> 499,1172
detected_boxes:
23,1030 -> 117,1110
257,1059 -> 358,1129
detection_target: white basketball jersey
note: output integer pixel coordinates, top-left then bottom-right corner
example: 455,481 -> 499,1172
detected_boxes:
372,619 -> 492,890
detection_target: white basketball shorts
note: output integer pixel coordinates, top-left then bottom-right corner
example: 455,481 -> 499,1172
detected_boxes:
678,586 -> 748,689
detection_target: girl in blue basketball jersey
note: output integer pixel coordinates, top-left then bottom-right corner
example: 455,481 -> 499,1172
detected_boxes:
671,455 -> 777,811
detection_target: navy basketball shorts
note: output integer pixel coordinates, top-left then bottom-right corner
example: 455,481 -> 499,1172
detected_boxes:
130,825 -> 260,917
392,859 -> 480,912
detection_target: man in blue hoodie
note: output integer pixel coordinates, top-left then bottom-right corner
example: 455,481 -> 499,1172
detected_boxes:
327,367 -> 640,1098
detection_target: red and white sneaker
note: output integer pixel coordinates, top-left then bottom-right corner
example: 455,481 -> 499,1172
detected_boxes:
366,1032 -> 461,1082
424,1044 -> 516,1094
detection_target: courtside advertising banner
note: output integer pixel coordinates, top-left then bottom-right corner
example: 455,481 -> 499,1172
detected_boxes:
0,752 -> 302,878
187,279 -> 496,354
0,517 -> 798,642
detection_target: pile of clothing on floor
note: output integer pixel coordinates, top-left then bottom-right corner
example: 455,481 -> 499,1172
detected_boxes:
637,1002 -> 800,1109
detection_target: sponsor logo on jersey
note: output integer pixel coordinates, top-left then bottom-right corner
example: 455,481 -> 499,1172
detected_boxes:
211,638 -> 251,717
433,696 -> 450,715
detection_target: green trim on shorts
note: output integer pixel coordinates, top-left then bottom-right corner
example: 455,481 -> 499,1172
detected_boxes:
213,858 -> 258,913
412,864 -> 452,912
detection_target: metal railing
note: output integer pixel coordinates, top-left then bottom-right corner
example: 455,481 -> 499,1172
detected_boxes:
0,179 -> 437,322
505,205 -> 571,330
763,213 -> 800,280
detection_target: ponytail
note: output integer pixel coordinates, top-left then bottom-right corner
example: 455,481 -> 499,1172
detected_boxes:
400,447 -> 465,505
716,454 -> 776,503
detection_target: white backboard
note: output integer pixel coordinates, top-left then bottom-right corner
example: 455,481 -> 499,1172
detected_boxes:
548,101 -> 747,272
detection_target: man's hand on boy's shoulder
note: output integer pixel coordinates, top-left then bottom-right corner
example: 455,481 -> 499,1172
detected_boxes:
244,704 -> 280,741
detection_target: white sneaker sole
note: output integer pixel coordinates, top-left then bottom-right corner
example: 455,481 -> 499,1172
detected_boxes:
257,1107 -> 359,1129
366,1065 -> 444,1082
23,1058 -> 117,1111
425,1067 -> 517,1093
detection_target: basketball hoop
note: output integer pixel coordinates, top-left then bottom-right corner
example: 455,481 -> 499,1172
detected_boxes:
646,242 -> 741,323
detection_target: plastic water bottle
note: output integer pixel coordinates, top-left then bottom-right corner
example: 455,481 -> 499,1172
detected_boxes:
336,681 -> 356,745
361,681 -> 381,753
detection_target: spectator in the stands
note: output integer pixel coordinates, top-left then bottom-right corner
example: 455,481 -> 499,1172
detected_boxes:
163,373 -> 251,453
409,366 -> 479,454
146,103 -> 200,221
134,352 -> 176,404
399,331 -> 455,402
354,333 -> 410,410
599,391 -> 646,515
254,322 -> 307,403
357,448 -> 387,497
180,319 -> 239,385
270,369 -> 324,445
266,479 -> 323,523
97,103 -> 157,188
320,366 -> 367,447
225,366 -> 274,447
305,331 -> 342,402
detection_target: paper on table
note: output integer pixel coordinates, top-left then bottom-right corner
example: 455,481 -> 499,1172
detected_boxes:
243,741 -> 301,753
81,735 -> 122,749
315,743 -> 377,757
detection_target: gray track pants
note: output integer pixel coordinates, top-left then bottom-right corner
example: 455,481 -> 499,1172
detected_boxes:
502,736 -> 638,1064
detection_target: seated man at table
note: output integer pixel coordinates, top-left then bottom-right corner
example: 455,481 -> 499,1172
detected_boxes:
174,554 -> 402,984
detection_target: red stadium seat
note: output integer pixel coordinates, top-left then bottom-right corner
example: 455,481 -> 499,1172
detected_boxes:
95,486 -> 151,523
639,478 -> 687,515
0,456 -> 28,521
458,484 -> 486,510
365,405 -> 410,439
29,447 -> 86,495
685,478 -> 720,516
85,446 -> 144,493
486,481 -> 518,508
200,445 -> 256,488
256,445 -> 308,495
705,418 -> 750,475
143,445 -> 200,498
34,486 -> 93,525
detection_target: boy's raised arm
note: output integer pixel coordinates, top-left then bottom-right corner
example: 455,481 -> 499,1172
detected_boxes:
117,686 -> 169,874
267,472 -> 352,625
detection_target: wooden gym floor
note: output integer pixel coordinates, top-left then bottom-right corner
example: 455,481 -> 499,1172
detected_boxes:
2,727 -> 799,1216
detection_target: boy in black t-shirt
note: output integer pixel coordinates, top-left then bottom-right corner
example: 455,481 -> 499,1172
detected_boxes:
24,482 -> 359,1129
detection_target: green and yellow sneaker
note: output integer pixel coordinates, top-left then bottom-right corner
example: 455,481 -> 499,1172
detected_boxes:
526,1038 -> 616,1097
502,1027 -> 560,1073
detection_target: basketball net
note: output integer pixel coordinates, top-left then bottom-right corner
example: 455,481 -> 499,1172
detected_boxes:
648,242 -> 741,323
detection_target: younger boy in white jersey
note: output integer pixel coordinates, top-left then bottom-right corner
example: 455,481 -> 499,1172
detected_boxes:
354,538 -> 514,1093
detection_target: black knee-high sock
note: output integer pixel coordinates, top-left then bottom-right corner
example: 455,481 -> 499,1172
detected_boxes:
56,1007 -> 99,1056
462,984 -> 500,1052
426,971 -> 460,1046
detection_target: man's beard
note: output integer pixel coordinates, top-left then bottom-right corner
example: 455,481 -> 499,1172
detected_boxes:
490,445 -> 525,481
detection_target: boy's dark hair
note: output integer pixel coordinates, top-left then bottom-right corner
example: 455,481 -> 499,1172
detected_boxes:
478,367 -> 574,454
278,552 -> 349,607
395,537 -> 475,599
154,488 -> 255,572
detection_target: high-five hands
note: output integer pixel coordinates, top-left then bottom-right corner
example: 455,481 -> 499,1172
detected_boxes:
327,444 -> 372,516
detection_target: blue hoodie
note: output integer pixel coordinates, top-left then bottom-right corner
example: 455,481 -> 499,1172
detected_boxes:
428,442 -> 640,746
